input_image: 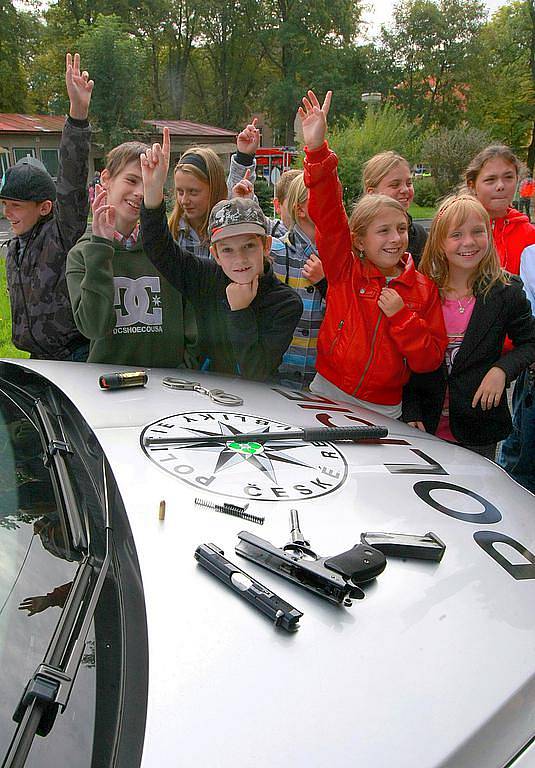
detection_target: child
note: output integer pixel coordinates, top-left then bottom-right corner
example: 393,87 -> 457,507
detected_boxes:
0,53 -> 92,361
299,90 -> 447,418
402,195 -> 535,459
139,128 -> 303,381
169,120 -> 260,258
465,146 -> 535,485
363,151 -> 427,266
272,169 -> 302,236
67,141 -> 197,368
272,172 -> 326,389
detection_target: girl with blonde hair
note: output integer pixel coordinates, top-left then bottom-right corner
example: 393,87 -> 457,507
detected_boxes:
403,195 -> 535,458
169,120 -> 260,258
363,150 -> 427,266
298,89 -> 447,417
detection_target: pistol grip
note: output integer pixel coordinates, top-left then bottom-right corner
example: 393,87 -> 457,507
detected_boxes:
324,544 -> 386,584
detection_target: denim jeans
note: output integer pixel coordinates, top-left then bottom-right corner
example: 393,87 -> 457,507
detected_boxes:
498,369 -> 535,493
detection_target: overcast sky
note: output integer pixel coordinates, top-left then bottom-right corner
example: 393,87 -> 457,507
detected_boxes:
361,0 -> 509,38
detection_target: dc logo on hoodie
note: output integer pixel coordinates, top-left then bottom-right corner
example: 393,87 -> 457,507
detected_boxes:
113,276 -> 162,327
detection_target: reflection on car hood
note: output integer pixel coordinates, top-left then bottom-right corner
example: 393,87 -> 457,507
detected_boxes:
7,360 -> 535,768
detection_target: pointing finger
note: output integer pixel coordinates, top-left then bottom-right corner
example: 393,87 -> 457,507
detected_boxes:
162,126 -> 170,162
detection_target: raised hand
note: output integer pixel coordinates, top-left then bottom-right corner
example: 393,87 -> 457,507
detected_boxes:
91,184 -> 116,241
237,118 -> 260,155
302,253 -> 324,284
472,366 -> 506,410
66,52 -> 94,120
297,90 -> 332,151
231,168 -> 254,199
226,274 -> 260,310
140,127 -> 171,208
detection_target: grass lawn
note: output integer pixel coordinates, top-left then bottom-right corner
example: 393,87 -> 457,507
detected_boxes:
409,204 -> 436,219
0,257 -> 30,359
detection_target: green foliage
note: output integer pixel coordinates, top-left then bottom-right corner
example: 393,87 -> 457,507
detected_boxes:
327,103 -> 421,207
1,0 -> 532,180
259,0 -> 363,144
380,0 -> 486,129
184,1 -> 264,129
77,15 -> 147,149
254,179 -> 274,217
412,176 -> 440,207
0,1 -> 43,111
466,1 -> 534,159
422,125 -> 491,196
0,258 -> 29,359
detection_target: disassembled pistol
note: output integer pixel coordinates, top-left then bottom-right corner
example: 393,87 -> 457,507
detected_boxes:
236,510 -> 387,607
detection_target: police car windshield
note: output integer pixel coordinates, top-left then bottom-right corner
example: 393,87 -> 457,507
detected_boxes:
0,388 -> 95,765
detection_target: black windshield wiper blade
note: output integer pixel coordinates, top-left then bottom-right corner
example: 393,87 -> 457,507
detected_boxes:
145,425 -> 388,447
33,397 -> 86,553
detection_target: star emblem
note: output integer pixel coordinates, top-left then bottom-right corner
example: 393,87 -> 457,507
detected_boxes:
165,421 -> 315,484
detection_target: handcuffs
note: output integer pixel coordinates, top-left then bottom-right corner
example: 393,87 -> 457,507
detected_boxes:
162,377 -> 243,407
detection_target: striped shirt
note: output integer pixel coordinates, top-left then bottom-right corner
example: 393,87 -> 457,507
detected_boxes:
272,225 -> 325,389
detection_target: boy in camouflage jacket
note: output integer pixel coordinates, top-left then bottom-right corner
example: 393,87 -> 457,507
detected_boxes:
0,53 -> 93,360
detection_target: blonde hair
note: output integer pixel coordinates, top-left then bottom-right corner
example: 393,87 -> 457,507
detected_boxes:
274,169 -> 301,204
169,146 -> 228,242
420,195 -> 508,297
284,172 -> 307,229
362,151 -> 411,193
348,194 -> 408,253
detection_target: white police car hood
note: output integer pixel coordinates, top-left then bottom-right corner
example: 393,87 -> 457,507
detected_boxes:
14,361 -> 535,768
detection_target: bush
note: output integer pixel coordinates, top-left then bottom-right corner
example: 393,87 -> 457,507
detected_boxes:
254,179 -> 274,217
327,103 -> 421,208
422,126 -> 491,197
413,176 -> 440,208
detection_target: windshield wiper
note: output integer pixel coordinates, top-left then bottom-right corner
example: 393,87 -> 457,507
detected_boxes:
33,396 -> 86,553
2,458 -> 113,768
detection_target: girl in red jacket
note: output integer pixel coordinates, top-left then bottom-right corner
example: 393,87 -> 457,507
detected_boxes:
299,90 -> 447,418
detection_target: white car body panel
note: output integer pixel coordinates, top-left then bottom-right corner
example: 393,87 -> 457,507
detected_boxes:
7,360 -> 535,768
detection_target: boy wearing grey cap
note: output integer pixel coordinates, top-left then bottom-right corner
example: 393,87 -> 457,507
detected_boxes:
140,128 -> 302,380
0,53 -> 92,360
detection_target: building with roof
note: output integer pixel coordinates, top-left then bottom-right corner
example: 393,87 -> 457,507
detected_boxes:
0,114 -> 238,181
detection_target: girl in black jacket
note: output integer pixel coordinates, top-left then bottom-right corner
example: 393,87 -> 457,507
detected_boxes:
402,194 -> 535,458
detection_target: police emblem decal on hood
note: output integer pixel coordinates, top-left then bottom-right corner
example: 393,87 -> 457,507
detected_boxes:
141,412 -> 348,501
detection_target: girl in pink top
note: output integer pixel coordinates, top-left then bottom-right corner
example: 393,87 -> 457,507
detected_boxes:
402,195 -> 535,458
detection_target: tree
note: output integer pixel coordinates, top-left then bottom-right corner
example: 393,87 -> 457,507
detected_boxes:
422,125 -> 490,196
129,0 -> 202,119
77,15 -> 147,148
254,0 -> 363,143
327,103 -> 420,206
184,0 -> 262,128
0,1 -> 42,112
466,1 -> 535,170
381,0 -> 486,129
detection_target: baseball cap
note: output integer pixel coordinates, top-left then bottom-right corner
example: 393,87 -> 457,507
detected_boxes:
209,198 -> 267,244
0,156 -> 57,202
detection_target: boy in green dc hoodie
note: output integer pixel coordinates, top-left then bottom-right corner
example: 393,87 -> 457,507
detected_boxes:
67,141 -> 197,367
